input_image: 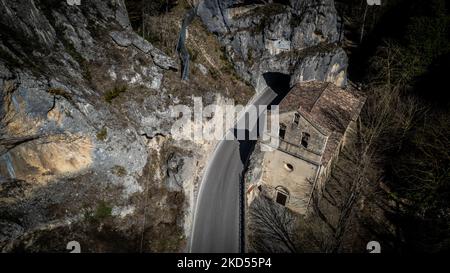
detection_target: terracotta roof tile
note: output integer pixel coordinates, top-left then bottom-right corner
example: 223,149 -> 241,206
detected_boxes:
278,81 -> 366,165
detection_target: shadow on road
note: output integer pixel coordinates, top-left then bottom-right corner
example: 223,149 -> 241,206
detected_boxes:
234,72 -> 291,163
190,71 -> 293,253
232,72 -> 292,165
233,72 -> 292,252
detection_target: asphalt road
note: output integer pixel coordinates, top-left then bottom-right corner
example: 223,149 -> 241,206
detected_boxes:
189,87 -> 279,253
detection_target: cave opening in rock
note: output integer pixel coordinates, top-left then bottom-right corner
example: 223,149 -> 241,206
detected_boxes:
262,72 -> 291,103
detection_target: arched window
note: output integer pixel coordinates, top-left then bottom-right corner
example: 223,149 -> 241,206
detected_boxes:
301,132 -> 310,148
293,112 -> 300,125
279,123 -> 286,139
275,186 -> 290,206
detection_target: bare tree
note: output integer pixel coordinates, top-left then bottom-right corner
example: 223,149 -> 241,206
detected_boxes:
393,112 -> 450,218
0,81 -> 40,156
359,1 -> 368,43
369,40 -> 422,90
309,76 -> 426,252
248,196 -> 299,253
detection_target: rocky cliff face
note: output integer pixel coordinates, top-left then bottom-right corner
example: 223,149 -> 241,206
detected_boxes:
198,0 -> 347,90
0,0 -> 237,252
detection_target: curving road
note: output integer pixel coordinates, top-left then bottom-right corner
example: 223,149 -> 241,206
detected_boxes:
189,73 -> 290,253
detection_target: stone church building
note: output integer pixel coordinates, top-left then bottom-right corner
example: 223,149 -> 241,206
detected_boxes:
248,81 -> 366,214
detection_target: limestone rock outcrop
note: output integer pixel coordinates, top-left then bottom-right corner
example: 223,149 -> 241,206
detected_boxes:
197,0 -> 347,89
0,0 -> 201,252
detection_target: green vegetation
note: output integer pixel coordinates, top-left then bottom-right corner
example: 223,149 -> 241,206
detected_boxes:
393,114 -> 450,215
365,3 -> 450,89
63,39 -> 92,82
254,19 -> 266,34
403,1 -> 450,76
219,46 -> 228,63
64,110 -> 73,118
104,85 -> 127,103
247,49 -> 254,65
94,201 -> 113,219
125,0 -> 178,30
96,127 -> 107,141
219,47 -> 238,78
243,3 -> 288,34
210,69 -> 219,80
143,31 -> 161,45
112,165 -> 127,177
121,0 -> 254,105
188,47 -> 199,62
246,3 -> 287,18
83,201 -> 113,222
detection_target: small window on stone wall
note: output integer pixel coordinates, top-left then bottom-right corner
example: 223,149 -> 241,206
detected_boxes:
275,186 -> 289,206
279,123 -> 286,139
301,132 -> 310,148
293,113 -> 300,125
